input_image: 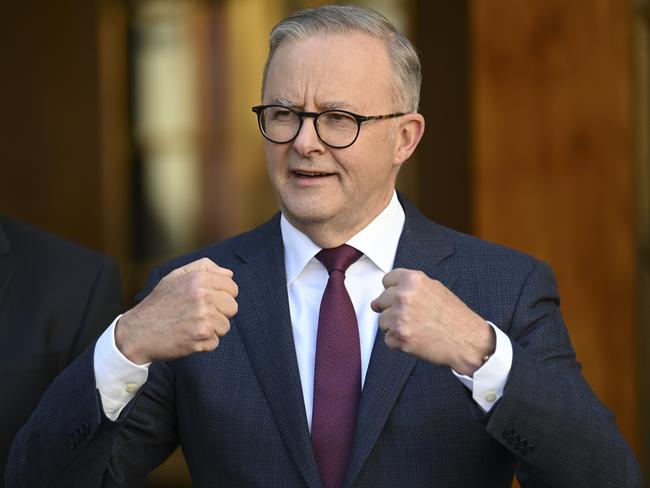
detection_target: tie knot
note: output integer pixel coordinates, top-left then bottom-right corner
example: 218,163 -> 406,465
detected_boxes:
316,244 -> 362,275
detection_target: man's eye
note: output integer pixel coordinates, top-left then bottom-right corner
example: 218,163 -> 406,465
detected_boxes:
322,112 -> 355,127
272,110 -> 294,121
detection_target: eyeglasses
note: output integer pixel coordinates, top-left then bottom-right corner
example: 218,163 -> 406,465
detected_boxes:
251,104 -> 406,149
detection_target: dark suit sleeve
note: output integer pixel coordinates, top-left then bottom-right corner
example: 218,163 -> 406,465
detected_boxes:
4,267 -> 176,488
484,261 -> 642,487
5,348 -> 179,487
1,223 -> 125,485
69,256 -> 123,360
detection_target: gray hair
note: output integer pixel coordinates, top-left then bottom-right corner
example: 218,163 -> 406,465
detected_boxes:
262,5 -> 421,113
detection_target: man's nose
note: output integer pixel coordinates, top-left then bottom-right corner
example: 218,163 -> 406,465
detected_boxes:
292,117 -> 326,156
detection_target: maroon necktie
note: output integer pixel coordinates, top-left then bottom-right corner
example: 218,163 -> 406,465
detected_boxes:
311,244 -> 363,488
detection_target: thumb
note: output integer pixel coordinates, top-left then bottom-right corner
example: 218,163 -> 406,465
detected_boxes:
370,292 -> 388,313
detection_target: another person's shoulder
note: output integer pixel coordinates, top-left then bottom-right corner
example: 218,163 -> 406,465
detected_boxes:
0,214 -> 117,274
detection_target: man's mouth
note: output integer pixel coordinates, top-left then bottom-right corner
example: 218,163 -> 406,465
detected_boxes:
291,170 -> 335,178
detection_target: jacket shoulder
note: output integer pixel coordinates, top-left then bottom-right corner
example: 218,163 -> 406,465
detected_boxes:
401,199 -> 541,276
0,215 -> 117,275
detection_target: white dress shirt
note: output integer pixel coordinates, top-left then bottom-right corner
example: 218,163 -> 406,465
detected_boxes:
94,192 -> 513,421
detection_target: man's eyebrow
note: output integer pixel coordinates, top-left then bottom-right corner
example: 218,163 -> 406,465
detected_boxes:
270,97 -> 296,107
320,100 -> 354,111
268,98 -> 357,111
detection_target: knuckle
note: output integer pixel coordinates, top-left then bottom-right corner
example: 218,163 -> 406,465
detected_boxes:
166,267 -> 183,279
381,273 -> 391,287
186,275 -> 204,296
220,318 -> 231,336
196,257 -> 215,271
429,278 -> 442,291
215,292 -> 237,318
393,326 -> 411,343
406,269 -> 425,286
194,323 -> 213,341
394,291 -> 409,307
390,323 -> 403,339
194,302 -> 211,322
214,316 -> 230,336
204,336 -> 220,351
384,332 -> 399,350
225,297 -> 238,317
194,335 -> 219,353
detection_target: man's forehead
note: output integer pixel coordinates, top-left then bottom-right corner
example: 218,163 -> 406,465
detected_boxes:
263,33 -> 393,108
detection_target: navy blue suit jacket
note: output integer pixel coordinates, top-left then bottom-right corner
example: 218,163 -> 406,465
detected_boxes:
0,216 -> 122,487
5,197 -> 641,487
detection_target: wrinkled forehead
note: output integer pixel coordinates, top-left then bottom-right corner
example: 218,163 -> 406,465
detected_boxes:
262,32 -> 395,110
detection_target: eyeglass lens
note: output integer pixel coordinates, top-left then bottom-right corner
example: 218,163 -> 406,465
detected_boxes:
260,107 -> 358,147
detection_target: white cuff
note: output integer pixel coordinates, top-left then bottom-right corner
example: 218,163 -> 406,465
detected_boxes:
93,315 -> 150,421
452,321 -> 513,412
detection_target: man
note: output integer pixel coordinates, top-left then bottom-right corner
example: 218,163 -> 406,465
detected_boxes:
0,215 -> 121,486
6,5 -> 641,487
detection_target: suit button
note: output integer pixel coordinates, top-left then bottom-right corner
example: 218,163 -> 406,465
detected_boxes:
502,428 -> 515,440
81,421 -> 90,435
65,436 -> 76,449
484,391 -> 497,403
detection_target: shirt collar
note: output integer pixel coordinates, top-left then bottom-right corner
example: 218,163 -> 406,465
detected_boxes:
281,191 -> 405,284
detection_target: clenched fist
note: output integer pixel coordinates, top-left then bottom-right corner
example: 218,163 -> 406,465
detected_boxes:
115,258 -> 238,364
370,268 -> 495,376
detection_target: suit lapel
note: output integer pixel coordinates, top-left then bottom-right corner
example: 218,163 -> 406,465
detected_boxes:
346,198 -> 457,487
230,199 -> 457,488
233,217 -> 323,488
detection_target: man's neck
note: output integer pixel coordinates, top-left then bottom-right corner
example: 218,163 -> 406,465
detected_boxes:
283,193 -> 396,249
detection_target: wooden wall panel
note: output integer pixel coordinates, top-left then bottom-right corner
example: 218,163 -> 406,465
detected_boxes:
412,0 -> 471,233
0,1 -> 105,251
472,0 -> 639,457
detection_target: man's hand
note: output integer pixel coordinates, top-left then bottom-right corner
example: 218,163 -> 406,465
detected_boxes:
370,269 -> 495,376
115,258 -> 238,364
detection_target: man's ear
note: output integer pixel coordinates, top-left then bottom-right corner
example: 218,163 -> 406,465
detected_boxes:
392,113 -> 425,168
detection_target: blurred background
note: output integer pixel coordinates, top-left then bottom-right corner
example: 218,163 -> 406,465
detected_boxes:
1,0 -> 648,485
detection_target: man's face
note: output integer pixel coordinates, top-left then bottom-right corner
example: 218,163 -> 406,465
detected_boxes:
262,32 -> 405,244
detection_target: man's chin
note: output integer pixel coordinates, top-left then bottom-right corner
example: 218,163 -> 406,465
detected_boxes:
281,207 -> 333,227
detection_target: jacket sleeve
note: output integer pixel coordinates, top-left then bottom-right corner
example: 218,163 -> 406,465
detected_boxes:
5,345 -> 179,487
4,266 -> 178,488
69,256 -> 123,360
484,260 -> 642,487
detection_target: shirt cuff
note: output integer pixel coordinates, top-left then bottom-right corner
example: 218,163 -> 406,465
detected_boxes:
93,314 -> 150,421
452,321 -> 513,412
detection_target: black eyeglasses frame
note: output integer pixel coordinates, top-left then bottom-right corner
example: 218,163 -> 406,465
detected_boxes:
251,104 -> 406,149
